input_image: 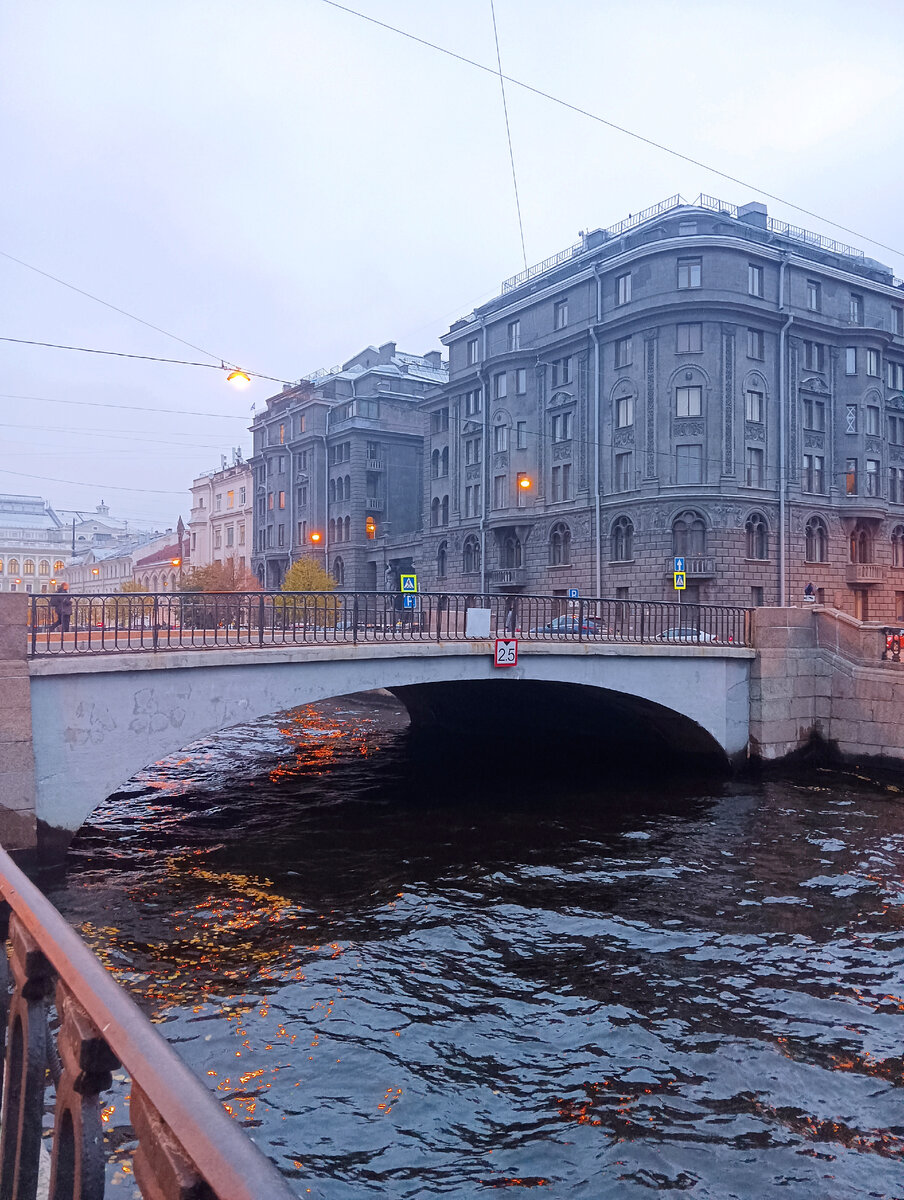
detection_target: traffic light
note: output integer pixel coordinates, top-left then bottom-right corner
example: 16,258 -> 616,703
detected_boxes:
365,516 -> 376,540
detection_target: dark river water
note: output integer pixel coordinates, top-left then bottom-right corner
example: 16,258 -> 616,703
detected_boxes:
45,694 -> 904,1199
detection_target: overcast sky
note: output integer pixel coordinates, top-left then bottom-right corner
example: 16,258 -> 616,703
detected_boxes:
2,0 -> 902,529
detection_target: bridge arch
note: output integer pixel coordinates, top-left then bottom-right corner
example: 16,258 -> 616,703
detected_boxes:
28,643 -> 752,849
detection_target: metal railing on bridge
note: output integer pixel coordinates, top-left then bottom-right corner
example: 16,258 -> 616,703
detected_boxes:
0,845 -> 296,1199
29,591 -> 752,655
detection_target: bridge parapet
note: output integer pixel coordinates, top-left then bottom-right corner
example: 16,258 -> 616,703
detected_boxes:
0,594 -> 36,849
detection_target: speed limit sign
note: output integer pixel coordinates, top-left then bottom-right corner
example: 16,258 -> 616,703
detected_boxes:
494,638 -> 518,667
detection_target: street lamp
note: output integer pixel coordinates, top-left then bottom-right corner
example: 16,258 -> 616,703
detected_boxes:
226,369 -> 251,388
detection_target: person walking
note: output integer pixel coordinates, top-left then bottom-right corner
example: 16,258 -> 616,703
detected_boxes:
49,583 -> 73,633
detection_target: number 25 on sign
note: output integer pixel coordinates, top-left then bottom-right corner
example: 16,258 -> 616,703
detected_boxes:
495,638 -> 518,667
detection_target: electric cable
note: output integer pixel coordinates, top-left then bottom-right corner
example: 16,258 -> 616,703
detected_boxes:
0,392 -> 250,421
315,0 -> 904,263
489,0 -> 527,272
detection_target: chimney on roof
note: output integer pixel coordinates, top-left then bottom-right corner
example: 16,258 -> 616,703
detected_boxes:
738,201 -> 768,230
378,341 -> 396,363
423,351 -> 442,369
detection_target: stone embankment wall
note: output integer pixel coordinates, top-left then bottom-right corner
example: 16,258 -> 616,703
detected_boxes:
750,605 -> 904,766
0,595 -> 37,849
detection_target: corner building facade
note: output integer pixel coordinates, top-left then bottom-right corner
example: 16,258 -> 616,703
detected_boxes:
419,195 -> 904,619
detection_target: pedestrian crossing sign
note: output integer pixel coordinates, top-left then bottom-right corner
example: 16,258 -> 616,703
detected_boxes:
400,574 -> 418,593
674,571 -> 686,590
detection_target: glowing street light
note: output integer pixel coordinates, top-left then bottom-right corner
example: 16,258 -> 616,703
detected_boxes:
518,474 -> 533,490
226,369 -> 252,388
309,531 -> 322,544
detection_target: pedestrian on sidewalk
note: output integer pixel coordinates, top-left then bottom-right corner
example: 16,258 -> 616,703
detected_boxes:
49,583 -> 73,633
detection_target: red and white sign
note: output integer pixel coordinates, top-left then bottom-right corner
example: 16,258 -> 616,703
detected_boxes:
494,638 -> 518,667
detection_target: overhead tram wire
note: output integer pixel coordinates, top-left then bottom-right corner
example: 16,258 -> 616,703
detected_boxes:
489,0 -> 527,273
315,0 -> 904,263
0,392 -> 250,421
0,467 -> 185,496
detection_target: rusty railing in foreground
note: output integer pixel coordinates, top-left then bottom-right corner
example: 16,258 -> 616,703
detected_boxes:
0,846 -> 296,1199
29,591 -> 752,655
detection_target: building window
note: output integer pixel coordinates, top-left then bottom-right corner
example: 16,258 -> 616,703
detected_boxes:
676,443 -> 703,484
550,463 -> 572,501
226,525 -> 234,547
850,523 -> 872,563
551,357 -> 572,386
515,368 -> 527,394
845,347 -> 857,375
215,493 -> 222,511
615,336 -> 632,368
748,264 -> 763,297
745,446 -> 765,488
494,423 -> 508,452
611,515 -> 633,562
277,524 -> 285,547
38,560 -> 50,576
508,320 -> 521,351
441,496 -> 449,526
279,424 -> 285,445
746,512 -> 768,559
676,385 -> 702,417
802,397 -> 825,430
677,322 -> 702,353
430,497 -> 440,528
465,436 -> 482,466
437,541 -> 448,577
467,338 -> 479,365
268,493 -> 274,510
805,517 -> 828,563
866,349 -> 880,378
893,526 -> 904,568
677,257 -> 702,289
615,393 -> 634,428
464,389 -> 482,416
464,484 -> 480,517
554,299 -> 568,329
615,273 -> 632,305
850,293 -> 863,324
296,413 -> 306,435
672,512 -> 706,556
866,405 -> 880,436
23,559 -> 35,575
888,362 -> 904,391
516,420 -> 527,449
803,341 -> 825,371
493,371 -> 507,400
551,411 -> 573,442
891,467 -> 904,504
802,454 -> 824,494
845,405 -> 858,434
614,451 -> 632,492
53,560 -> 65,573
806,280 -> 821,311
463,534 -> 481,573
891,416 -> 904,445
846,458 -> 858,495
431,407 -> 450,433
501,536 -> 522,569
493,475 -> 508,508
278,491 -> 285,509
747,329 -> 765,360
549,522 -> 571,565
866,459 -> 880,497
745,390 -> 764,423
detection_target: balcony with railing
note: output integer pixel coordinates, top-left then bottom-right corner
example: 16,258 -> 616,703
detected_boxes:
846,561 -> 884,584
365,458 -> 384,471
487,567 -> 526,587
365,496 -> 384,512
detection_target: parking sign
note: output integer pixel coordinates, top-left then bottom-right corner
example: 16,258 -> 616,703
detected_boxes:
567,587 -> 579,599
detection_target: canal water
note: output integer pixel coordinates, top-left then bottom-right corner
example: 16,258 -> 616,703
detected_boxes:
46,694 -> 904,1198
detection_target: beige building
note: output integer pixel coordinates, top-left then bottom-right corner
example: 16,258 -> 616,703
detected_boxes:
189,461 -> 253,573
0,495 -> 69,594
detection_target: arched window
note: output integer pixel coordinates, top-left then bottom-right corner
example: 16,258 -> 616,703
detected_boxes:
333,556 -> 345,586
0,559 -> 4,574
344,516 -> 351,542
430,497 -> 440,528
549,521 -> 571,565
611,516 -> 634,562
329,518 -> 336,542
502,536 -> 522,568
805,516 -> 828,563
329,479 -> 337,502
38,560 -> 50,576
431,449 -> 440,478
441,495 -> 449,526
441,447 -> 449,476
54,560 -> 65,573
23,560 -> 35,575
672,511 -> 706,557
152,573 -> 159,590
463,534 -> 481,574
893,525 -> 904,568
437,540 -> 448,577
8,559 -> 19,575
850,523 -> 872,563
745,513 -> 768,560
344,475 -> 351,500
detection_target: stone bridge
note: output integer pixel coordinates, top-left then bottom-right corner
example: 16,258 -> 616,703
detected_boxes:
2,596 -> 902,855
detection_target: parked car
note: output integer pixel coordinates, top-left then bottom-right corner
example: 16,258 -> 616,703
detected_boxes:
531,615 -> 604,637
655,626 -> 716,643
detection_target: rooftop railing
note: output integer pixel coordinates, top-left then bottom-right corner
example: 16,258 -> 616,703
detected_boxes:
0,845 -> 296,1199
28,591 -> 752,655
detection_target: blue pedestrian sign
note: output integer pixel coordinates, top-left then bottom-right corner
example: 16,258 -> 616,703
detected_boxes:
400,574 -> 418,593
674,557 -> 686,573
674,571 -> 687,591
567,587 -> 580,599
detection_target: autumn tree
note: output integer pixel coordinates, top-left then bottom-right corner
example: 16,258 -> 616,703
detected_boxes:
179,559 -> 260,593
281,557 -> 337,593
